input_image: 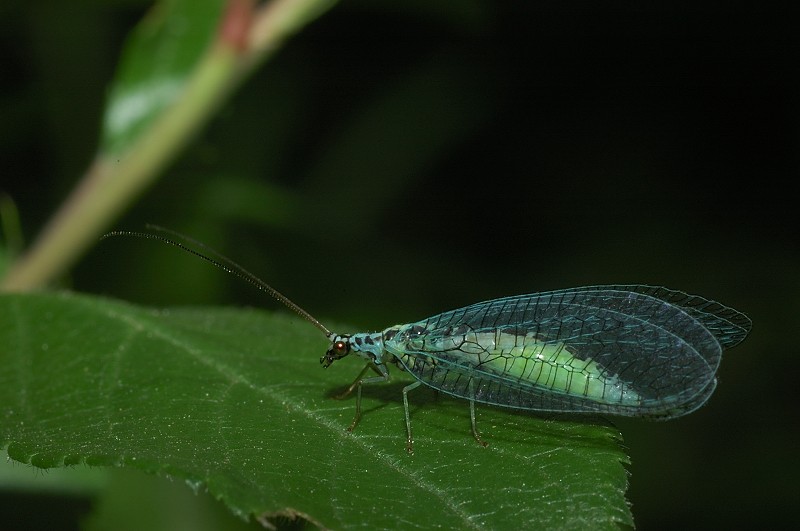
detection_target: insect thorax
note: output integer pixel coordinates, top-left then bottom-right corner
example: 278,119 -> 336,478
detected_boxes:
348,330 -> 390,364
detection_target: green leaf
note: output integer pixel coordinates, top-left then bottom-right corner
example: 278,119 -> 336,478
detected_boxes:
100,0 -> 225,155
0,292 -> 632,529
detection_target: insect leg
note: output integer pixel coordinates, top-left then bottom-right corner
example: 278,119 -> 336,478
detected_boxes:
334,364 -> 372,400
344,362 -> 389,433
402,381 -> 422,454
469,379 -> 488,448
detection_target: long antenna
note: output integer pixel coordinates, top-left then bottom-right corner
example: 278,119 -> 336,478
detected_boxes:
100,226 -> 333,338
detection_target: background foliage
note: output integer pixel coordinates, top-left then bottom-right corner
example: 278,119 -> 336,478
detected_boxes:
1,0 -> 797,529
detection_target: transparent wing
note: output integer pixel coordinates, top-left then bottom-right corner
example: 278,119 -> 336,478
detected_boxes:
384,285 -> 751,418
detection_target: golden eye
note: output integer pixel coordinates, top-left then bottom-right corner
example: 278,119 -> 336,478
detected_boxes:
335,341 -> 347,354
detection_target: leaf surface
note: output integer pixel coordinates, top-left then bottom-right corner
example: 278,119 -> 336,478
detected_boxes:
0,292 -> 632,529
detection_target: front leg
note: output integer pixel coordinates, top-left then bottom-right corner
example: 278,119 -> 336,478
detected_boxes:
402,381 -> 422,454
334,363 -> 372,400
341,362 -> 389,432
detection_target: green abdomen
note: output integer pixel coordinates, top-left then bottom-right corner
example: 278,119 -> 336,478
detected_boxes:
414,328 -> 642,406
480,332 -> 640,405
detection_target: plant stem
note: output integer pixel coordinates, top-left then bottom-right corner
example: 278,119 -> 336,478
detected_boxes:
0,0 -> 337,292
0,43 -> 239,292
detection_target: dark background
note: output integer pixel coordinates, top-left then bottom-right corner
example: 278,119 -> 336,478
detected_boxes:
2,1 -> 797,529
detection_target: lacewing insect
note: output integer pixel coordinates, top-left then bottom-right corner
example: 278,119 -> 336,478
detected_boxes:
102,228 -> 751,453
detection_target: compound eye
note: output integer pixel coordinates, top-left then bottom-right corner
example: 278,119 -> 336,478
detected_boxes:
321,338 -> 350,368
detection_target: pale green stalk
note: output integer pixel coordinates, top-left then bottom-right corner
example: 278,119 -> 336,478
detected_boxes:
1,0 -> 337,292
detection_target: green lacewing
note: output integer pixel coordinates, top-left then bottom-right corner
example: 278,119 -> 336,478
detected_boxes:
102,228 -> 751,453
